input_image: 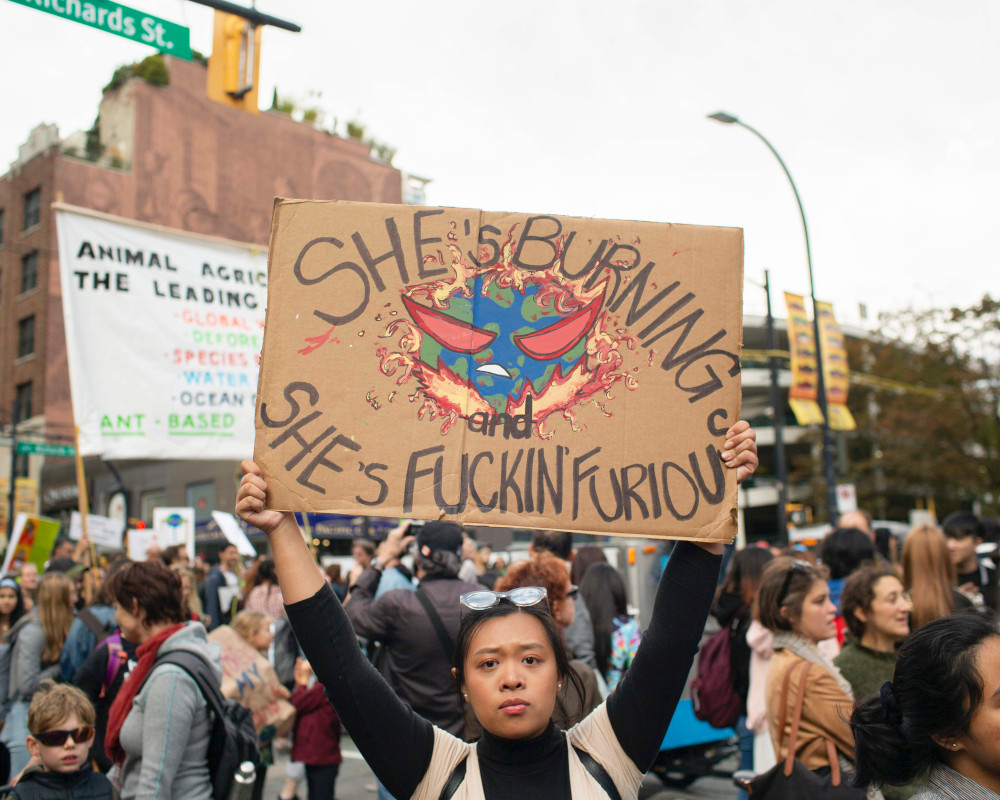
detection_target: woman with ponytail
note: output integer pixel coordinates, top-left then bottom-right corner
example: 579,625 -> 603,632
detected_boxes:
851,610 -> 1000,799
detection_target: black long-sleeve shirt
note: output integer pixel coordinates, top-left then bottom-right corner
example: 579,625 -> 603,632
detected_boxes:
285,542 -> 720,800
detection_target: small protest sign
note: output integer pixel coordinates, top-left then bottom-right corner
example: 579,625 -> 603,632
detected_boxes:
126,528 -> 163,561
153,507 -> 195,560
69,511 -> 125,550
255,201 -> 743,542
0,514 -> 60,577
208,625 -> 296,739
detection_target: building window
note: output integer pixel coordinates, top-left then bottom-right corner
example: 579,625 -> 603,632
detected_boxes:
15,381 -> 32,421
186,481 -> 216,523
140,489 -> 167,526
17,316 -> 35,357
0,208 -> 5,244
23,188 -> 40,230
21,251 -> 38,293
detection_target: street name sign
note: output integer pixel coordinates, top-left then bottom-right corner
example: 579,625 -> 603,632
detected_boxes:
9,0 -> 193,60
16,441 -> 76,458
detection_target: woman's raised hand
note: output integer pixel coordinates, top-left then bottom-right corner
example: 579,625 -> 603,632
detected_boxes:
236,460 -> 295,535
722,421 -> 758,485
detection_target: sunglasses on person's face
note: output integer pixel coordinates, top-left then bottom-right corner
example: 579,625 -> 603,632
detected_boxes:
777,560 -> 812,606
34,726 -> 94,747
566,585 -> 579,600
460,586 -> 548,610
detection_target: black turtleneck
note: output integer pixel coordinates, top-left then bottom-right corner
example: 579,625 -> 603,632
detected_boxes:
478,722 -> 570,799
285,541 -> 720,800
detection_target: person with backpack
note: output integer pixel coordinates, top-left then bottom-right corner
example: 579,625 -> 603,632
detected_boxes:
102,560 -> 218,799
700,546 -> 773,800
60,558 -> 131,682
72,611 -> 137,773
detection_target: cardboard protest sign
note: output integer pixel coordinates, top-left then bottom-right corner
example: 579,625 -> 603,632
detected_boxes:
255,201 -> 743,542
0,514 -> 60,577
208,625 -> 296,739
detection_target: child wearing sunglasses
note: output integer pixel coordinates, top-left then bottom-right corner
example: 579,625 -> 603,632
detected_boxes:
14,681 -> 112,798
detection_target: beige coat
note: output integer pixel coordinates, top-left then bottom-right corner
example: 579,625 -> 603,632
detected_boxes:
764,649 -> 855,771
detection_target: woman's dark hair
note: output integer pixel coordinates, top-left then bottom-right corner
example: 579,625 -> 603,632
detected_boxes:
0,578 -> 25,627
852,610 -> 999,789
839,565 -> 900,641
452,600 -> 583,711
570,545 -> 607,587
105,561 -> 185,626
95,556 -> 133,607
820,527 -> 877,580
719,547 -> 774,607
257,557 -> 277,585
756,557 -> 828,632
579,563 -> 629,677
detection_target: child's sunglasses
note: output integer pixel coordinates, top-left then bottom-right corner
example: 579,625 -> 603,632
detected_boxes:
34,726 -> 95,747
460,586 -> 548,610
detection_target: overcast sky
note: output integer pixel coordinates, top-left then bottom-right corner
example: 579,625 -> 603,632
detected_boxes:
2,0 -> 997,327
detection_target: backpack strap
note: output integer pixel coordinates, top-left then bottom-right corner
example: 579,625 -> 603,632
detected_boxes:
77,608 -> 110,641
101,633 -> 127,698
145,650 -> 227,724
572,746 -> 622,800
437,755 -> 467,800
415,587 -> 455,663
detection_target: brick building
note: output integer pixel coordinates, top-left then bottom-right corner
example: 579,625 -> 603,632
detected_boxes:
0,55 -> 406,535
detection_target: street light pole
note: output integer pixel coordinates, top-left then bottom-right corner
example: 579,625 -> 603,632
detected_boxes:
708,111 -> 839,524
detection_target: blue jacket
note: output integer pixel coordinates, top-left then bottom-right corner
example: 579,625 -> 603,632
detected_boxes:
60,605 -> 116,681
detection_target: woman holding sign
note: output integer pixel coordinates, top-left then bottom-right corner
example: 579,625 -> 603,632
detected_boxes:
236,421 -> 757,800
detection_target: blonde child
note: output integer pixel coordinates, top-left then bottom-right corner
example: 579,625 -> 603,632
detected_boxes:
14,680 -> 112,798
231,611 -> 284,800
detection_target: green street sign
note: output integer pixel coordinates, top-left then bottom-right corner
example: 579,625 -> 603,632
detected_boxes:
9,0 -> 193,60
16,441 -> 77,458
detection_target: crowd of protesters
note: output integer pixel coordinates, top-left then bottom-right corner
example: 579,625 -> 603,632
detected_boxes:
0,458 -> 997,800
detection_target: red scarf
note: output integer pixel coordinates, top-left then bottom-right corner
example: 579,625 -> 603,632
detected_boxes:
105,622 -> 185,766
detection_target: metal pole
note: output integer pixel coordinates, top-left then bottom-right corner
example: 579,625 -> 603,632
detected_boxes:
185,0 -> 301,31
7,398 -> 18,541
715,115 -> 839,522
764,270 -> 790,544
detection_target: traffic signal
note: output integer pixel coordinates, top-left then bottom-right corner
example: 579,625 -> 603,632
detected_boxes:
206,11 -> 261,113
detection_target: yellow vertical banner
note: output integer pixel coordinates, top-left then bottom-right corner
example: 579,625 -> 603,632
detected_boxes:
14,477 -> 39,518
784,292 -> 825,426
816,302 -> 856,431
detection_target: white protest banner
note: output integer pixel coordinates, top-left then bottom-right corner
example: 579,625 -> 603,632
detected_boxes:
211,511 -> 258,558
55,204 -> 266,460
69,511 -> 125,550
153,507 -> 196,560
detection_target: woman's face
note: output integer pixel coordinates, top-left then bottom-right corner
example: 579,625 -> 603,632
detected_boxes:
790,579 -> 837,643
460,612 -> 561,740
550,577 -> 575,630
113,599 -> 144,642
860,576 -> 910,643
0,587 -> 18,616
179,574 -> 192,602
954,636 -> 1000,787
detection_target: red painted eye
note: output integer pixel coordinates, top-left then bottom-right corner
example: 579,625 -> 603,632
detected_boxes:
514,295 -> 603,360
402,295 -> 497,354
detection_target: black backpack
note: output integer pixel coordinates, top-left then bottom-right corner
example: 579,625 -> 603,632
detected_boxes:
145,650 -> 260,800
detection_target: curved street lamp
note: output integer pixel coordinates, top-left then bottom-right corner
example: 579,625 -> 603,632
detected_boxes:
708,111 -> 839,525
